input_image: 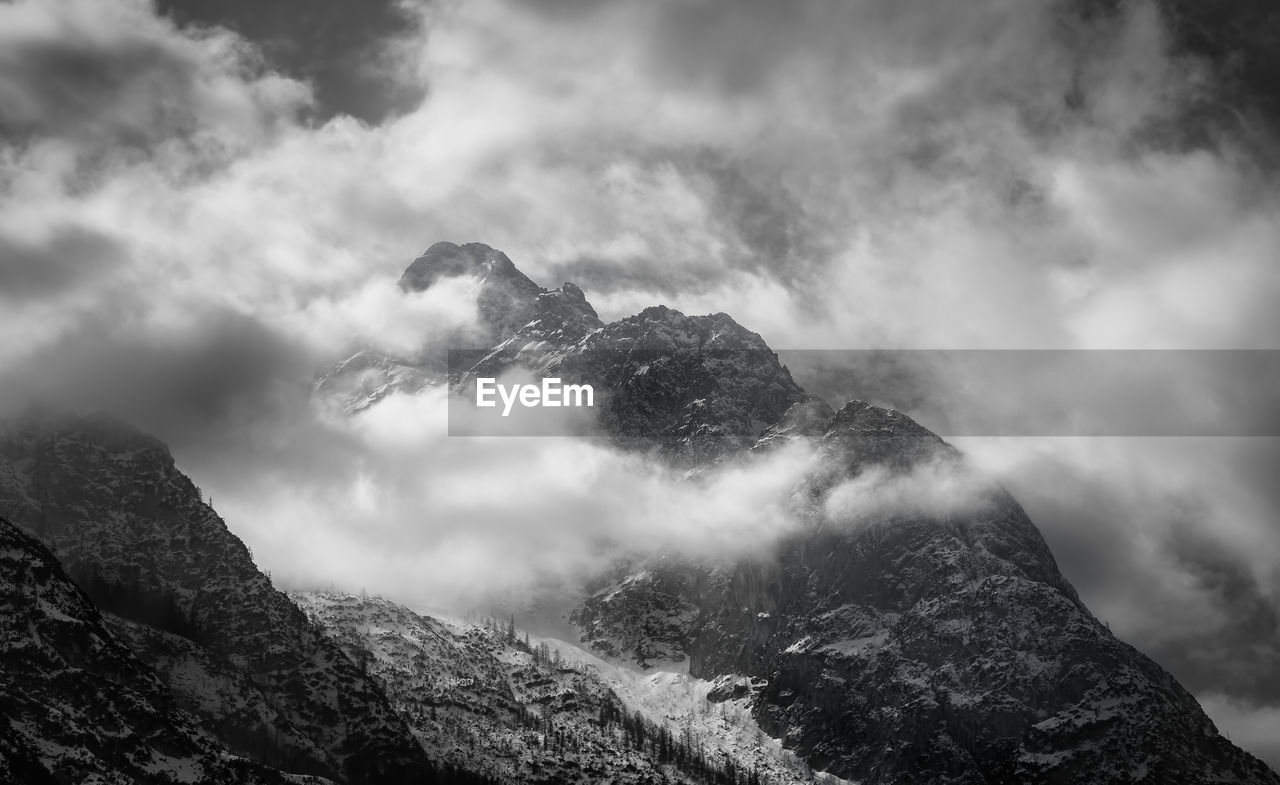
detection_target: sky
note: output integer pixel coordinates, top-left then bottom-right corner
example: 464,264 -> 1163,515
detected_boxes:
1,0 -> 1277,767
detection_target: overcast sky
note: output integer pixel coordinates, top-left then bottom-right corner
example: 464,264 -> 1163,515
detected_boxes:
1,0 -> 1277,767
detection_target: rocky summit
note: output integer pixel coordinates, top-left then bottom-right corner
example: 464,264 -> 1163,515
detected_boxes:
400,241 -> 543,345
462,301 -> 809,464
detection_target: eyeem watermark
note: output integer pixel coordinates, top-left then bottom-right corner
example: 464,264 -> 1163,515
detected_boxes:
475,377 -> 595,416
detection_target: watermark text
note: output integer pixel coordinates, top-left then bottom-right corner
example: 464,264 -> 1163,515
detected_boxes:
475,377 -> 595,416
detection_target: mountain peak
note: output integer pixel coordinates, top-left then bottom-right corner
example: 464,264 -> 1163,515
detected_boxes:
821,398 -> 949,467
398,241 -> 531,292
400,240 -> 542,344
535,281 -> 600,325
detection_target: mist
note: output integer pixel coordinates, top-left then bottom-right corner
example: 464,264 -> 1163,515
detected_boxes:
2,0 -> 1277,765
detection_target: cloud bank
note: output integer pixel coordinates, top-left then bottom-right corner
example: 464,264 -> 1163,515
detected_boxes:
1,0 -> 1277,765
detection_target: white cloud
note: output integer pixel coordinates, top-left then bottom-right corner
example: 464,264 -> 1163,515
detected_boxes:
2,0 -> 1278,765
214,386 -> 822,609
824,454 -> 997,523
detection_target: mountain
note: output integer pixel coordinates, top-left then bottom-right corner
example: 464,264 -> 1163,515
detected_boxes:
323,240 -> 811,464
315,241 -> 551,415
400,241 -> 543,346
579,401 -> 1280,783
312,348 -> 437,415
376,242 -> 1277,784
291,591 -> 842,785
3,238 -> 1274,784
0,515 -> 297,784
0,415 -> 437,784
459,299 -> 810,464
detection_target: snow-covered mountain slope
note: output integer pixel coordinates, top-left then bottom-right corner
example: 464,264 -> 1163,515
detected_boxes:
0,415 -> 437,785
0,515 -> 305,785
313,348 -> 438,415
293,590 -> 849,785
552,640 -> 854,785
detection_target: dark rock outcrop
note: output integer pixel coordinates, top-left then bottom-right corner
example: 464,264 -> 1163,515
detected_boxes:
399,241 -> 542,344
0,515 -> 293,784
462,301 -> 809,464
0,415 -> 437,785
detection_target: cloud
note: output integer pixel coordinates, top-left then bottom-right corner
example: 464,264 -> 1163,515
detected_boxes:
955,436 -> 1280,704
207,387 -> 823,610
0,225 -> 122,300
154,0 -> 426,124
823,454 -> 998,523
0,0 -> 308,158
1,0 -> 1278,766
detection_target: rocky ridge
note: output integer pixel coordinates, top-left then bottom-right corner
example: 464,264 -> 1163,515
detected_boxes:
0,415 -> 437,784
0,515 -> 300,785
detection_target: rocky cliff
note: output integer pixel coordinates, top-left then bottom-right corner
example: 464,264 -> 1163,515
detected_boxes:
0,415 -> 437,784
0,515 -> 297,784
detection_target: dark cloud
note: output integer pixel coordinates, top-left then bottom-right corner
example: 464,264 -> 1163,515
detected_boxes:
1163,517 -> 1280,695
0,226 -> 121,301
782,350 -> 1280,437
0,3 -> 301,158
536,147 -> 833,298
644,0 -> 814,96
1142,0 -> 1280,159
0,26 -> 197,145
955,437 -> 1280,714
0,305 -> 314,443
2,0 -> 1279,765
155,0 -> 424,124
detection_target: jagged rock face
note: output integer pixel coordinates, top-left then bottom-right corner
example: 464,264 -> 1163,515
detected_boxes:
575,402 -> 1280,784
104,615 -> 333,775
569,557 -> 719,669
318,246 -> 593,415
0,415 -> 436,785
327,244 -> 810,464
752,397 -> 836,451
531,281 -> 605,342
464,302 -> 809,464
399,241 -> 542,344
0,516 -> 291,785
